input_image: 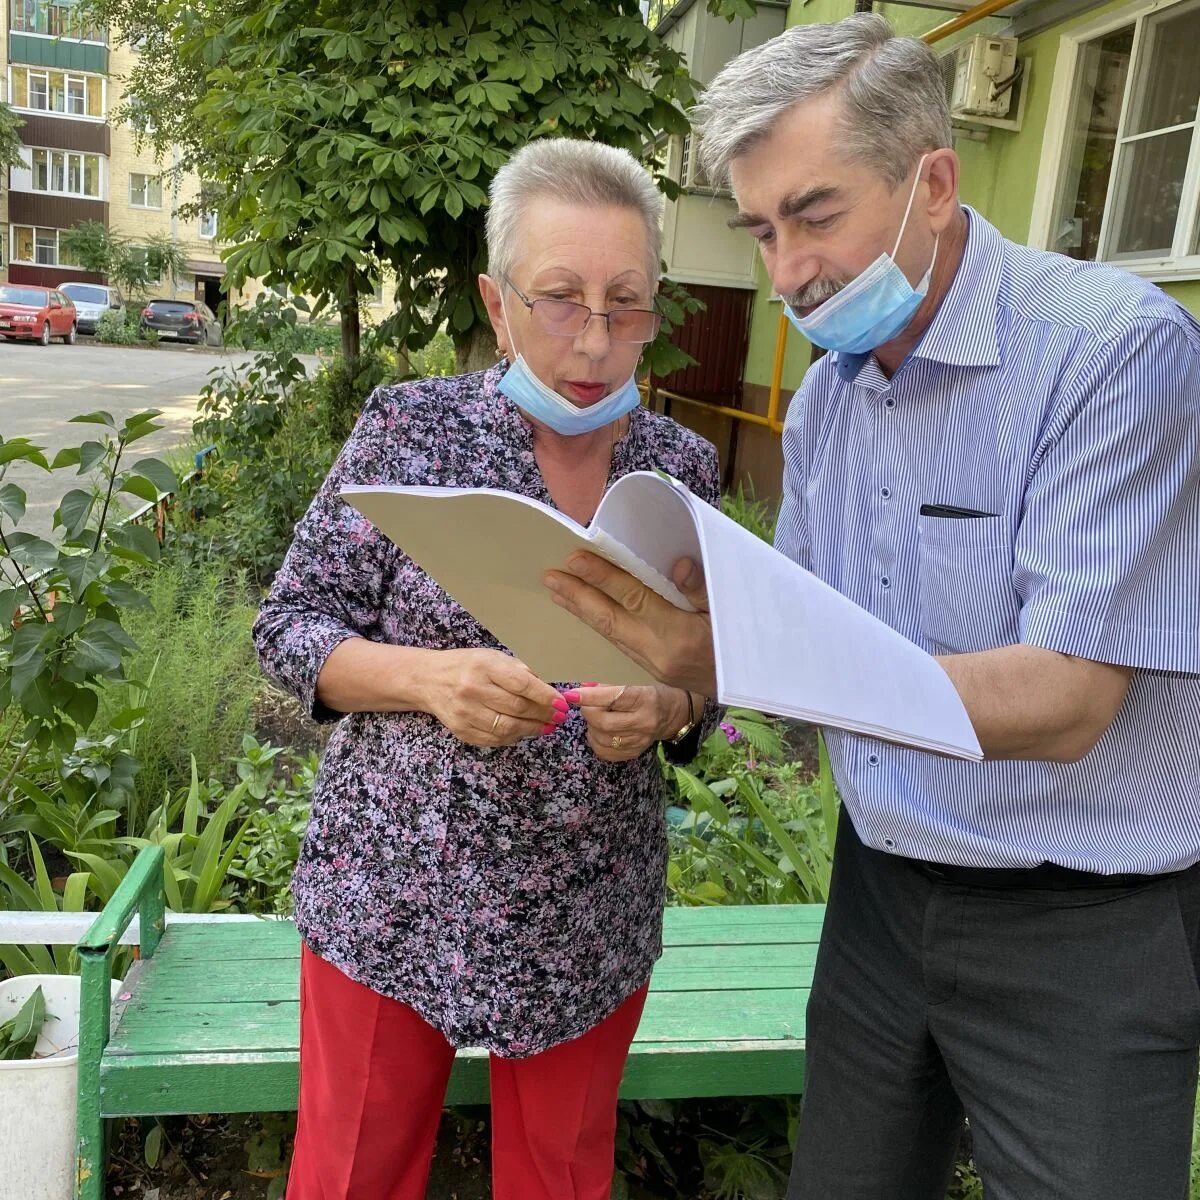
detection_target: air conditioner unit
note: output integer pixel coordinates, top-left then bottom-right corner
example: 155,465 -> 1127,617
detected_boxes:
941,35 -> 1023,126
679,133 -> 731,198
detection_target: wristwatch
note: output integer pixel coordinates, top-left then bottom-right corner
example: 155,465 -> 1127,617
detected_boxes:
667,691 -> 696,744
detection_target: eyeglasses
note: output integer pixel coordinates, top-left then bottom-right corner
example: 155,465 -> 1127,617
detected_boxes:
502,275 -> 662,344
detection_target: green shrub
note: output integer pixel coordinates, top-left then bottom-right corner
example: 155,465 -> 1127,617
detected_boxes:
94,308 -> 137,345
95,562 -> 260,811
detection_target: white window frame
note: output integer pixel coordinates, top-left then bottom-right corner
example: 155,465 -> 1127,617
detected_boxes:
199,211 -> 217,240
128,172 -> 163,210
1028,0 -> 1200,282
11,0 -> 106,44
6,65 -> 106,121
10,224 -> 77,268
30,147 -> 104,200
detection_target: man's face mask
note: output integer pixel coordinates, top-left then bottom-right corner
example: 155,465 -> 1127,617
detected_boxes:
784,155 -> 938,356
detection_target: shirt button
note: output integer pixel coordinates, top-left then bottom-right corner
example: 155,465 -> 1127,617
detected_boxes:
881,576 -> 890,588
884,838 -> 895,849
881,487 -> 891,499
867,753 -> 880,766
884,398 -> 896,409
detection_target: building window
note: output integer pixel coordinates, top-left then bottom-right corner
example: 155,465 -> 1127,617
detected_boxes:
11,67 -> 104,118
31,148 -> 102,199
12,0 -> 104,41
1047,0 -> 1200,268
199,211 -> 217,239
128,247 -> 161,286
129,173 -> 163,209
11,225 -> 78,268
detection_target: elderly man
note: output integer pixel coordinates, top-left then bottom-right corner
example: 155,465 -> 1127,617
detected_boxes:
545,13 -> 1200,1200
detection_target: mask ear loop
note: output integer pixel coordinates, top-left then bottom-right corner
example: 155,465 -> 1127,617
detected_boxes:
891,152 -> 930,259
498,280 -> 518,361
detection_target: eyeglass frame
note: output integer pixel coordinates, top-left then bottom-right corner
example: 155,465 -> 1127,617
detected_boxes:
500,274 -> 663,344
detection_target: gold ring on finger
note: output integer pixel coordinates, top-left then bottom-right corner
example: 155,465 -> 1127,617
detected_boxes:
491,712 -> 502,734
611,734 -> 623,750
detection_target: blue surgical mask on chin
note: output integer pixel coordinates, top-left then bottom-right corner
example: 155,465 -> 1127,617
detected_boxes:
784,155 -> 938,356
495,296 -> 641,436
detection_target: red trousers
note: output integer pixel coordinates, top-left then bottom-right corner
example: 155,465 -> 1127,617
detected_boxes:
285,944 -> 648,1200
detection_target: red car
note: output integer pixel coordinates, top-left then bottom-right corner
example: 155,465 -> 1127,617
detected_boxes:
0,284 -> 78,345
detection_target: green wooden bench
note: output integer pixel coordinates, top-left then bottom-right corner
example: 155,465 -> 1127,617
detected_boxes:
73,844 -> 823,1200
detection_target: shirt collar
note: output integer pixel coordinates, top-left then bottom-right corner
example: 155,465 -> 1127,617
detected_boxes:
832,205 -> 1004,381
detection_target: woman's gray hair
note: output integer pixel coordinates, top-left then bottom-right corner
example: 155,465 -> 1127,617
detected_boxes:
486,138 -> 663,281
692,13 -> 952,191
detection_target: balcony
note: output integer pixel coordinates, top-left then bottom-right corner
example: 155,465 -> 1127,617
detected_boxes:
9,31 -> 108,73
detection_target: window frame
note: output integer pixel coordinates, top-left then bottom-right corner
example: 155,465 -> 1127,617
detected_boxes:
29,146 -> 103,199
11,0 -> 105,43
199,211 -> 218,240
1027,0 -> 1200,282
7,66 -> 106,121
128,172 -> 163,210
10,225 -> 79,269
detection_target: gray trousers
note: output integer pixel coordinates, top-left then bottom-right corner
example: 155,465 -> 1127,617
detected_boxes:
787,810 -> 1200,1200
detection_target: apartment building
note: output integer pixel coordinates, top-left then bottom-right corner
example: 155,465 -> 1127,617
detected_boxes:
1,0 -> 226,311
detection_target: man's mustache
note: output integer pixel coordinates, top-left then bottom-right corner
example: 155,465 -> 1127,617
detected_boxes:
785,277 -> 846,309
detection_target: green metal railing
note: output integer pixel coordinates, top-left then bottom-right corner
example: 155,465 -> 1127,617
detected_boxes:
74,846 -> 165,1200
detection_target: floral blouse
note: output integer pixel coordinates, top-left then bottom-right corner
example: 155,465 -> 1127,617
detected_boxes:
252,362 -> 720,1057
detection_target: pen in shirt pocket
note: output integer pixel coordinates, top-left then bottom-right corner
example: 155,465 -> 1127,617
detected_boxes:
919,503 -> 998,519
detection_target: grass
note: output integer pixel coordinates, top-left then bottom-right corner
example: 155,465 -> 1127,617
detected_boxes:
97,561 -> 262,811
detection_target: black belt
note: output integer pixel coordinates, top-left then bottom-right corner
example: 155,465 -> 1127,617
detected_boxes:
912,858 -> 1184,890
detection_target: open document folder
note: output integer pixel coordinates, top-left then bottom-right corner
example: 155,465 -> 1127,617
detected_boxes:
342,471 -> 983,760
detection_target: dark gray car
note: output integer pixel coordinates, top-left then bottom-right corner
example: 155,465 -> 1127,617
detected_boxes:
138,299 -> 223,346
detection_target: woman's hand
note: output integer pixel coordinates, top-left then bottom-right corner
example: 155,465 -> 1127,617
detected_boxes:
570,684 -> 691,763
421,649 -> 566,748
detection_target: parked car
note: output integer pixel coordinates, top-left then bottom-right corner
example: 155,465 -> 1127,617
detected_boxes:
0,285 -> 77,345
138,299 -> 223,346
59,282 -> 124,334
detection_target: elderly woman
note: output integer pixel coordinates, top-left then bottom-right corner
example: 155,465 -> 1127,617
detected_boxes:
253,137 -> 719,1200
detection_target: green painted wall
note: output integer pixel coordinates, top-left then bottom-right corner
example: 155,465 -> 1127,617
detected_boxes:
741,0 -> 1200,392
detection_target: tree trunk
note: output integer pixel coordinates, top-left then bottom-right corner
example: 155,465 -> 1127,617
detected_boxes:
455,322 -> 499,375
340,298 -> 361,366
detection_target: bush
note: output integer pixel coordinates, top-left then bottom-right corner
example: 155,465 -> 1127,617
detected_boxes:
95,306 -> 158,345
94,562 -> 261,812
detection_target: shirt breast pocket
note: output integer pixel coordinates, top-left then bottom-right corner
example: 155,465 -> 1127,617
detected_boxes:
917,518 -> 1019,655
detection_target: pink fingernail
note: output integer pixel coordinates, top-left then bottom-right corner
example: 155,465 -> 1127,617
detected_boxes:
552,710 -> 568,724
561,689 -> 581,704
540,723 -> 557,735
552,696 -> 569,713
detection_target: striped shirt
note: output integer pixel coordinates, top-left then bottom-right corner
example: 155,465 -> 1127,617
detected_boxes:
775,207 -> 1200,874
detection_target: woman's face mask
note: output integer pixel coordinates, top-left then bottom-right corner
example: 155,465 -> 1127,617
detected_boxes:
784,155 -> 938,355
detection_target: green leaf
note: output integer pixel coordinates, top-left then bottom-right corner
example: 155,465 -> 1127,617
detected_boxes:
0,441 -> 49,470
0,482 -> 27,523
50,446 -> 81,470
4,531 -> 59,572
120,475 -> 161,504
144,1122 -> 163,1169
69,411 -> 117,429
64,685 -> 99,730
55,489 -> 94,538
79,441 -> 109,474
107,522 -> 162,564
129,458 -> 178,495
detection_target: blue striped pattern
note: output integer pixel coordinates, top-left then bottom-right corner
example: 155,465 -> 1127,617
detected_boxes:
775,208 -> 1200,873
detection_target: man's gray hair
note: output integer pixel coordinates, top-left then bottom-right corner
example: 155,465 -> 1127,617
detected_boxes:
693,13 -> 952,190
486,138 -> 663,281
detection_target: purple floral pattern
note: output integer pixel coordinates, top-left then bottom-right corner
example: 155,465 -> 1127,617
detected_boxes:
253,363 -> 720,1056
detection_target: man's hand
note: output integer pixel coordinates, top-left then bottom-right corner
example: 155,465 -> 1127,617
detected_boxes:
543,553 -> 718,697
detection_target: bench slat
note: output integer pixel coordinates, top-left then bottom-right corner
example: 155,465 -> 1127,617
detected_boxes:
99,1037 -> 808,1116
122,940 -> 820,1005
106,986 -> 809,1057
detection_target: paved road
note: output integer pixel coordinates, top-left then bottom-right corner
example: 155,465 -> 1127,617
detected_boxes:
0,339 -> 315,534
